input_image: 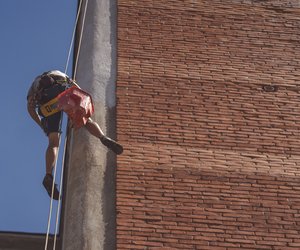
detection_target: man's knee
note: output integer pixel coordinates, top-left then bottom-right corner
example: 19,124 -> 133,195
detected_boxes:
48,132 -> 60,147
85,117 -> 94,126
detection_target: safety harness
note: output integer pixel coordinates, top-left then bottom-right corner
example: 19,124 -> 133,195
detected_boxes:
39,73 -> 71,117
40,96 -> 60,117
40,86 -> 94,128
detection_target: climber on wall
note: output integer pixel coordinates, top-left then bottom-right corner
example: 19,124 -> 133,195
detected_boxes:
27,70 -> 123,200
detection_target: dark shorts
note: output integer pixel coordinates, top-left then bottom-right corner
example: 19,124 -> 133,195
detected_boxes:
38,84 -> 67,135
40,111 -> 63,135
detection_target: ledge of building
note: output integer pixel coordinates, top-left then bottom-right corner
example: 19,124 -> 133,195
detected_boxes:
0,232 -> 61,250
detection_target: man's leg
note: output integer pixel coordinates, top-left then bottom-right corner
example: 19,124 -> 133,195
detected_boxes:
84,118 -> 123,155
84,118 -> 105,138
40,110 -> 63,200
42,132 -> 60,200
42,132 -> 61,200
46,132 -> 60,174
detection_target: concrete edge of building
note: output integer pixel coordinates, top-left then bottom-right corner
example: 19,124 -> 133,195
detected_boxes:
61,0 -> 117,249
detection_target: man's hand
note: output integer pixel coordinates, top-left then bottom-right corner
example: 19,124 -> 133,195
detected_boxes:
69,79 -> 81,89
27,97 -> 42,128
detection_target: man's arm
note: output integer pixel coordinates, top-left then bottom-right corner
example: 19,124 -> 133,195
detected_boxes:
27,97 -> 42,128
68,78 -> 81,89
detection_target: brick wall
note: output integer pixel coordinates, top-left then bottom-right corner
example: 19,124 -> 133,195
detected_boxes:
116,1 -> 300,249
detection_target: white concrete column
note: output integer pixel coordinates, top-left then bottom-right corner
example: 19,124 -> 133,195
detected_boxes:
62,0 -> 117,249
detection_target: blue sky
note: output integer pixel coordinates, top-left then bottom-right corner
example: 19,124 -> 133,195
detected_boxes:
0,1 -> 77,233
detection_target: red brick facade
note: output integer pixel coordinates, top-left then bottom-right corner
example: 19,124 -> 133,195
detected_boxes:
116,1 -> 300,249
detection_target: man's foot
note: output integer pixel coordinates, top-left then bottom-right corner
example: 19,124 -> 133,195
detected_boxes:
42,174 -> 60,200
100,136 -> 123,155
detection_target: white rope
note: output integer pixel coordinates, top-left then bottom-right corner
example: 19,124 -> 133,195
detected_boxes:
64,0 -> 83,75
53,0 -> 85,247
52,126 -> 68,249
73,0 -> 89,80
44,115 -> 63,250
44,0 -> 89,249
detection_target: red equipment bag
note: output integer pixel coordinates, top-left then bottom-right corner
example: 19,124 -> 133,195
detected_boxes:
57,86 -> 94,128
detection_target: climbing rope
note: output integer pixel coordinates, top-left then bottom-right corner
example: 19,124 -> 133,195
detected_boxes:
64,0 -> 83,76
52,130 -> 68,249
73,0 -> 89,80
44,0 -> 89,249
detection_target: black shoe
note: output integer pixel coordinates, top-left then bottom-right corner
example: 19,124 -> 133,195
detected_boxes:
42,174 -> 60,200
100,136 -> 123,155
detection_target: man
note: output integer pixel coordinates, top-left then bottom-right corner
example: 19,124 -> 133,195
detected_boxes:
27,70 -> 123,200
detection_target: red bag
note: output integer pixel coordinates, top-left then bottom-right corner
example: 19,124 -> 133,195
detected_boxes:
57,86 -> 94,128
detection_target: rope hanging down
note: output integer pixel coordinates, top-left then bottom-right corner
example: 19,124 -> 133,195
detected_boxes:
44,0 -> 89,249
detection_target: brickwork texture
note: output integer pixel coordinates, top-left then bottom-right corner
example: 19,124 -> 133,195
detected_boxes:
116,1 -> 300,249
